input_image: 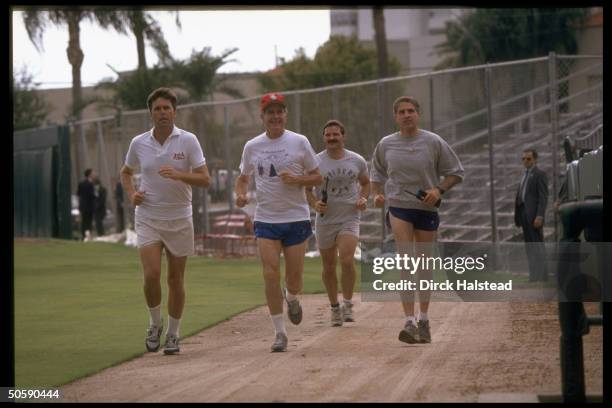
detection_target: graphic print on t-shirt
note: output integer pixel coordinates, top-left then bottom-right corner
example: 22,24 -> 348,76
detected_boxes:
256,151 -> 291,178
325,167 -> 357,198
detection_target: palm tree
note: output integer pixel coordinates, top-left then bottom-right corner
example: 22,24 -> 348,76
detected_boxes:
372,6 -> 389,78
171,47 -> 243,103
22,7 -> 127,121
115,9 -> 181,71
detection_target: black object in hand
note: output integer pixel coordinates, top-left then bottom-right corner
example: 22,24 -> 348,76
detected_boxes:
405,189 -> 441,208
321,176 -> 329,217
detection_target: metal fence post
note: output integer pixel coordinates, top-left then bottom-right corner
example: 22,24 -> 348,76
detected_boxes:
224,105 -> 234,212
377,80 -> 386,241
57,125 -> 73,239
79,123 -> 90,179
293,93 -> 301,133
96,121 -> 112,211
485,65 -> 498,245
548,52 -> 559,242
332,86 -> 339,119
429,75 -> 435,133
529,92 -> 535,133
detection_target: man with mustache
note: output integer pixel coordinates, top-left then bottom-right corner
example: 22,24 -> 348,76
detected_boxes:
306,120 -> 370,326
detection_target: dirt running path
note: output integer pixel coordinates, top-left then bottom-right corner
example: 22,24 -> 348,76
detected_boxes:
59,295 -> 602,402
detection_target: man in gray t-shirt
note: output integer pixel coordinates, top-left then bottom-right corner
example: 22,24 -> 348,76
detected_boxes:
306,120 -> 370,327
371,96 -> 463,345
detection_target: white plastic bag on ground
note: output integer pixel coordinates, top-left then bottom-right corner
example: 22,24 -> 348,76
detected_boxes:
124,229 -> 138,247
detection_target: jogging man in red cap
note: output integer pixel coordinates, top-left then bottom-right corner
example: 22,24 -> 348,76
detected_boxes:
235,93 -> 322,352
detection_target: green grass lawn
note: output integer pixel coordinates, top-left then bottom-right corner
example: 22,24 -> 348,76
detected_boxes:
13,239 -> 334,388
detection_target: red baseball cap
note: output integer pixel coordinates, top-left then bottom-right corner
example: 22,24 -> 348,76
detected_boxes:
260,92 -> 286,112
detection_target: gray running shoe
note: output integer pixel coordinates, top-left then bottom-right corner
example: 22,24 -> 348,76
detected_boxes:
145,323 -> 163,352
342,303 -> 354,322
163,334 -> 180,355
398,320 -> 419,344
417,319 -> 431,343
284,288 -> 303,325
331,306 -> 343,327
270,332 -> 288,352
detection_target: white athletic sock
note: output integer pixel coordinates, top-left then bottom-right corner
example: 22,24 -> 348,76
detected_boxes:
405,315 -> 417,326
148,304 -> 162,327
343,298 -> 353,306
418,312 -> 428,321
270,313 -> 287,335
167,315 -> 181,337
285,288 -> 298,303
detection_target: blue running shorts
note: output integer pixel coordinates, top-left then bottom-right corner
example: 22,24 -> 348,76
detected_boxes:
253,220 -> 313,247
386,207 -> 440,232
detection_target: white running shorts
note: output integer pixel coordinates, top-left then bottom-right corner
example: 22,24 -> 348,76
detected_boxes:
135,215 -> 194,257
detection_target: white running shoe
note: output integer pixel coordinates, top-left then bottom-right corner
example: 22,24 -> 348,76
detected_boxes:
145,323 -> 163,352
331,306 -> 343,327
271,332 -> 288,352
342,303 -> 354,322
163,334 -> 180,355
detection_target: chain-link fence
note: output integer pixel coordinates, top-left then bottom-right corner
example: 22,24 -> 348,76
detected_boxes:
67,53 -> 603,244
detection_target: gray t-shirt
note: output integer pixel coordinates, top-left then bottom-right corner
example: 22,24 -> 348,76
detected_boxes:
313,149 -> 368,225
370,130 -> 464,212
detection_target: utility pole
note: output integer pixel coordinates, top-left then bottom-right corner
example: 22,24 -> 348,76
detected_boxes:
373,7 -> 389,78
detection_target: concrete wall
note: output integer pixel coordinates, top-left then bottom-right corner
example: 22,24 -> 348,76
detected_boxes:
34,72 -> 262,125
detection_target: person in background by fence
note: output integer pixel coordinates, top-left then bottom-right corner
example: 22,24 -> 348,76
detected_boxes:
114,178 -> 125,233
93,175 -> 107,237
235,92 -> 322,352
371,96 -> 464,345
120,87 -> 210,355
305,119 -> 370,327
77,168 -> 96,241
514,148 -> 548,282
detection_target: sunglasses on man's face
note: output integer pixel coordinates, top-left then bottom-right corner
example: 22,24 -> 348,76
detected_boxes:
522,157 -> 533,161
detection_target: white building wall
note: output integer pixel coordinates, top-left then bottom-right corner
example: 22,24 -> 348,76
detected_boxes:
331,8 -> 469,74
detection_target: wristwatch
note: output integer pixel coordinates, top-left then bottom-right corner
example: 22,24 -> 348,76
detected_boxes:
435,186 -> 446,195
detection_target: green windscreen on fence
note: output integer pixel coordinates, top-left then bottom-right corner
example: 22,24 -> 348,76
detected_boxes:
13,126 -> 71,239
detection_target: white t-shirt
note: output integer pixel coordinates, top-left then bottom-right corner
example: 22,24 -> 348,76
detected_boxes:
239,129 -> 319,223
125,126 -> 206,220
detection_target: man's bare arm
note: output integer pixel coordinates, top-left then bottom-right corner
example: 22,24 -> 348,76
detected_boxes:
158,164 -> 210,187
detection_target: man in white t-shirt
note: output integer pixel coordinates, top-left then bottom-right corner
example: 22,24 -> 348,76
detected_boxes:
305,120 -> 370,327
120,87 -> 210,355
235,93 -> 322,352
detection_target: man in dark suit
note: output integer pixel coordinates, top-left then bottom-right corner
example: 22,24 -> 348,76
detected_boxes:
77,168 -> 96,240
93,175 -> 107,237
514,149 -> 549,281
114,179 -> 125,233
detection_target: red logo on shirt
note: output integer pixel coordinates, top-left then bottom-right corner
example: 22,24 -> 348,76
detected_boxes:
173,152 -> 185,160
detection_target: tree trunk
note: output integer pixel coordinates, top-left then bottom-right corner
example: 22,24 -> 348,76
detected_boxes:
136,29 -> 147,71
373,7 -> 389,79
132,12 -> 147,71
66,13 -> 84,121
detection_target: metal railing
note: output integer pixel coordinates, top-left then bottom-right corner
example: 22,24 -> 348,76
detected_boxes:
64,53 -> 603,243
